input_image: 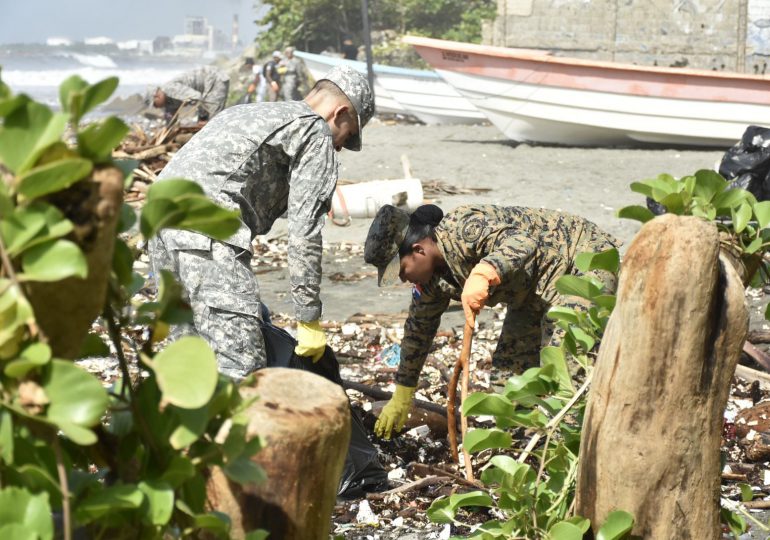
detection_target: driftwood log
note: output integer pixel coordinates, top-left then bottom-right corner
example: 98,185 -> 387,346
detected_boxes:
575,214 -> 748,539
206,368 -> 351,540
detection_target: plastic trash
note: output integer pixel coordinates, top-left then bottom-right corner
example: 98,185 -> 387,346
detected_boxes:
376,343 -> 401,367
719,125 -> 770,201
260,320 -> 389,499
647,125 -> 770,216
330,178 -> 424,219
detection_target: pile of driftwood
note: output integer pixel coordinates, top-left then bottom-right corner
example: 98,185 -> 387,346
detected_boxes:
113,123 -> 201,204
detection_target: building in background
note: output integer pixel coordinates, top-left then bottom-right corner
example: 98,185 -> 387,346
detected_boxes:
46,37 -> 73,47
483,0 -> 770,74
117,39 -> 154,54
171,15 -> 230,54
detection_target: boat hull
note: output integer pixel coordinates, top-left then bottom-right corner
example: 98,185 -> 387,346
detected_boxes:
295,50 -> 485,124
295,51 -> 405,114
404,36 -> 770,147
375,72 -> 485,125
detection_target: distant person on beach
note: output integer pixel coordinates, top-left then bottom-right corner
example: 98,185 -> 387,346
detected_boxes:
231,57 -> 260,105
279,46 -> 306,101
364,203 -> 619,439
258,51 -> 282,102
148,66 -> 374,379
150,66 -> 230,125
341,36 -> 358,60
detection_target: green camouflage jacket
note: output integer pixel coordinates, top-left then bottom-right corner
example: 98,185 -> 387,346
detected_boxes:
396,204 -> 617,387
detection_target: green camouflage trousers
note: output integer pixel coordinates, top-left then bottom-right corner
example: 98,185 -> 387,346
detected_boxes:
491,268 -> 617,376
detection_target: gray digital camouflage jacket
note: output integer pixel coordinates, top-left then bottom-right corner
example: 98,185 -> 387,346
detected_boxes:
161,66 -> 230,119
156,100 -> 339,321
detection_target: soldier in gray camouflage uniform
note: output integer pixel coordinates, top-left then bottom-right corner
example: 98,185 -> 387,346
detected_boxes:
364,203 -> 618,438
151,66 -> 230,123
148,65 -> 374,379
279,47 -> 305,101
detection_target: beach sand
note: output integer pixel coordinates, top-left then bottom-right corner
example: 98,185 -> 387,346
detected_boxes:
261,121 -> 727,326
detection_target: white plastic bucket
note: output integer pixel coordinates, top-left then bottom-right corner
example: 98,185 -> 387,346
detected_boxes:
330,178 -> 424,219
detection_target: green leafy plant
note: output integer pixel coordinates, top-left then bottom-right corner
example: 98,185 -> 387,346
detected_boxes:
0,74 -> 263,539
430,170 -> 770,538
618,169 -> 770,286
427,249 -> 625,538
255,0 -> 495,56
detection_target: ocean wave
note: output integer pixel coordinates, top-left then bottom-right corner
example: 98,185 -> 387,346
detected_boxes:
3,66 -> 191,88
63,52 -> 118,69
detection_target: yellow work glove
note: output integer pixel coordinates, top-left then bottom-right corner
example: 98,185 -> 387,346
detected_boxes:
294,320 -> 326,362
461,263 -> 501,327
374,384 -> 416,439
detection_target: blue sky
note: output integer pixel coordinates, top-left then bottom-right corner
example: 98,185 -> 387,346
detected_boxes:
0,0 -> 266,44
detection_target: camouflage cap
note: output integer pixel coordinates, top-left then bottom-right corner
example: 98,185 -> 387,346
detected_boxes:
364,205 -> 410,286
320,65 -> 374,151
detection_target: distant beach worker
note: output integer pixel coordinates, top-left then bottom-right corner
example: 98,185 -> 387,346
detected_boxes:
148,66 -> 374,379
233,57 -> 260,105
150,66 -> 230,124
279,46 -> 305,101
341,36 -> 357,60
258,51 -> 282,102
364,204 -> 619,439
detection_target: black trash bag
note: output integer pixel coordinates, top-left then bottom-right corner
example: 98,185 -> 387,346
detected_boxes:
719,125 -> 770,201
646,197 -> 667,216
645,125 -> 770,215
259,321 -> 388,499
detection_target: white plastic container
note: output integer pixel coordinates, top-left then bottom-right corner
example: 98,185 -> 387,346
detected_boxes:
330,178 -> 424,219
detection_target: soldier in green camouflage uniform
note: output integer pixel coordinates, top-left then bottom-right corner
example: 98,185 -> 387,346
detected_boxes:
148,65 -> 374,379
364,203 -> 618,438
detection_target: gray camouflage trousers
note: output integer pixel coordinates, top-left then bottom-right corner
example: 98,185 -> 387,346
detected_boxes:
148,233 -> 266,379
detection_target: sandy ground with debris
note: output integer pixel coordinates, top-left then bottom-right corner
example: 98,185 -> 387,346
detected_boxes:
261,121 -> 725,326
114,119 -> 769,538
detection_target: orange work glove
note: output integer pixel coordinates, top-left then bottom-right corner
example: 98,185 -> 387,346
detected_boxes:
461,263 -> 501,326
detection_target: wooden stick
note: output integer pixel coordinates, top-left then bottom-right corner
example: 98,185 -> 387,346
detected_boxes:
408,462 -> 485,489
742,341 -> 770,372
341,379 -> 451,418
518,374 -> 592,464
400,154 -> 412,179
447,320 -> 476,480
460,321 -> 474,482
447,354 -> 462,464
743,500 -> 770,510
113,144 -> 169,161
735,364 -> 770,390
748,330 -> 770,344
365,476 -> 451,500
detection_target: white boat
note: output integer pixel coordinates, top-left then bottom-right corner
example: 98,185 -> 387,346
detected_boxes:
294,51 -> 485,124
403,36 -> 770,147
295,51 -> 405,115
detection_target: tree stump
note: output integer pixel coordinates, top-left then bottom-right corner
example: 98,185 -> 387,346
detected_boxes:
207,368 -> 351,540
575,214 -> 748,539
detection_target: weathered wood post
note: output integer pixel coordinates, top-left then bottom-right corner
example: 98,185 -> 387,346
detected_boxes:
575,214 -> 748,539
207,368 -> 351,539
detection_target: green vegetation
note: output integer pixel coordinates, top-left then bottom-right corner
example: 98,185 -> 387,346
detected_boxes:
0,75 -> 265,538
430,170 -> 770,538
427,248 -> 624,538
256,0 -> 495,60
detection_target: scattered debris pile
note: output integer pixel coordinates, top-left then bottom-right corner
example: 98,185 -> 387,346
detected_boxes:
82,122 -> 770,538
114,123 -> 201,204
